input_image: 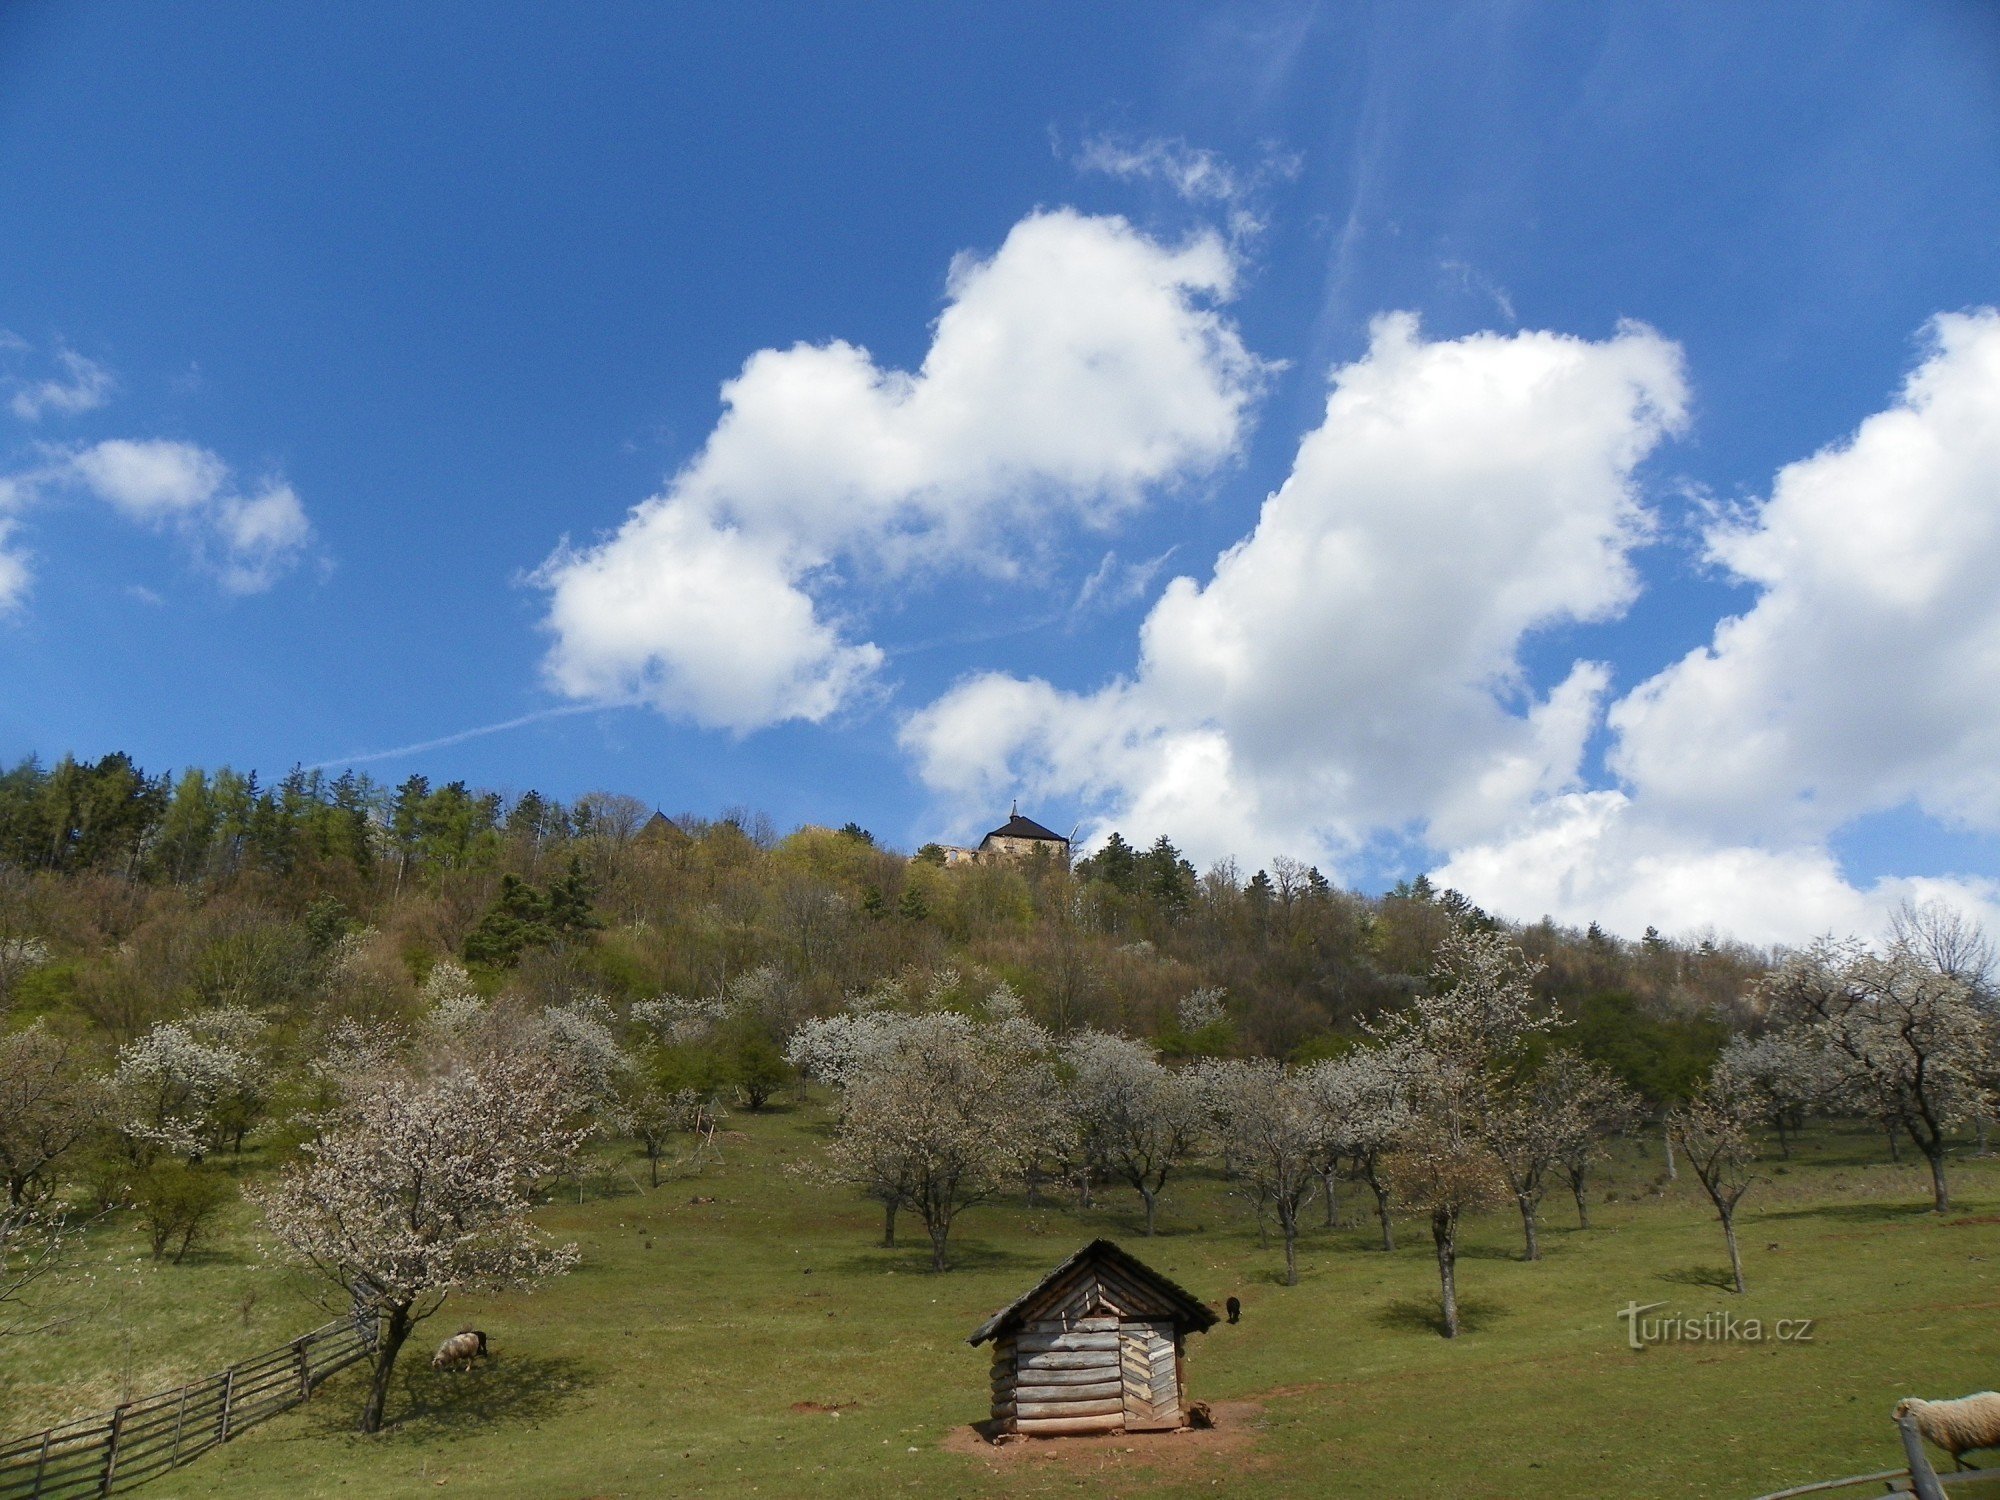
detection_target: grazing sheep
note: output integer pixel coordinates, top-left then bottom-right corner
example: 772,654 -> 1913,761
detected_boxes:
1225,1296 -> 1241,1325
1895,1393 -> 2000,1470
431,1329 -> 489,1372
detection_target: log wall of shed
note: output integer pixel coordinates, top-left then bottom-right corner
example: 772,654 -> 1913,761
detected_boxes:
991,1317 -> 1124,1435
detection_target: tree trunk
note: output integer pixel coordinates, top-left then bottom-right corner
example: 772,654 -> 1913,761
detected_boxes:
360,1303 -> 413,1434
1926,1147 -> 1951,1213
1373,1183 -> 1395,1251
926,1214 -> 950,1272
1720,1207 -> 1745,1295
1978,1111 -> 1991,1158
881,1198 -> 898,1248
1887,1126 -> 1902,1164
647,1145 -> 661,1189
1774,1116 -> 1789,1160
1432,1209 -> 1459,1338
1140,1185 -> 1158,1236
1280,1203 -> 1299,1287
1076,1169 -> 1093,1210
1662,1120 -> 1676,1180
1518,1196 -> 1540,1262
1320,1168 -> 1339,1229
1571,1178 -> 1591,1230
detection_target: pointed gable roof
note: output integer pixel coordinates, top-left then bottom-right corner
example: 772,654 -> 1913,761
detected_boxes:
966,1238 -> 1218,1346
980,811 -> 1066,845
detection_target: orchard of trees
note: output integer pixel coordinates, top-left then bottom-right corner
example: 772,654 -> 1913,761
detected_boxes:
1,747 -> 1996,1424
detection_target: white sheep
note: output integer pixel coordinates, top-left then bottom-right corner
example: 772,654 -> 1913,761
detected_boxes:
1895,1393 -> 2000,1470
431,1329 -> 489,1372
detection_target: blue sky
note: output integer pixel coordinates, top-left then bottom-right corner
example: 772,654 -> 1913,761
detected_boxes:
2,2 -> 1997,945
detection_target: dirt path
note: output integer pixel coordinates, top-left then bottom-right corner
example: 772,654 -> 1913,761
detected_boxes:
940,1399 -> 1271,1482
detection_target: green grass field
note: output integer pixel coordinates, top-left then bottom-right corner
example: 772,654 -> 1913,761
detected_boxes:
6,1111 -> 1998,1500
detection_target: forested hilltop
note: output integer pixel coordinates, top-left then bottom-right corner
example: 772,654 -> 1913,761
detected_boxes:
0,749 -> 1757,1079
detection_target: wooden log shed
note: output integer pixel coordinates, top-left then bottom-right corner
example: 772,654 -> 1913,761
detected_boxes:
967,1238 -> 1219,1437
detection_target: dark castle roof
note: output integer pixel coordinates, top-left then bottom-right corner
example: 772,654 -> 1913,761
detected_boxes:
967,1238 -> 1218,1346
981,812 -> 1067,844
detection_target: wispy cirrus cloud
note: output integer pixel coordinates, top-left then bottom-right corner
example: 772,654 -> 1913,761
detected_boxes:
1069,133 -> 1302,240
5,341 -> 115,422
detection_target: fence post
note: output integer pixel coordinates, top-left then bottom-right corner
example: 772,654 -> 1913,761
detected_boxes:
32,1428 -> 52,1491
99,1403 -> 127,1496
217,1369 -> 235,1445
295,1337 -> 312,1401
1897,1410 -> 1948,1500
171,1383 -> 189,1467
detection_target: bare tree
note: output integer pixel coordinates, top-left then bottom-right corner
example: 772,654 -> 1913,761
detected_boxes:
258,1052 -> 586,1432
1202,1059 -> 1329,1286
1890,898 -> 1995,994
1064,1031 -> 1206,1235
0,1201 -> 70,1338
0,1021 -> 100,1204
1669,1072 -> 1761,1293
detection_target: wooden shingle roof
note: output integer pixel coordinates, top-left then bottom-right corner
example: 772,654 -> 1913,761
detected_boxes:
966,1238 -> 1219,1346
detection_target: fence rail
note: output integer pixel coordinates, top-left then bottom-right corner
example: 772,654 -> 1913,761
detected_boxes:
0,1316 -> 375,1499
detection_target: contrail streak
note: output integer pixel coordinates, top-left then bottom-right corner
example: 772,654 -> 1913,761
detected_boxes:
304,699 -> 641,771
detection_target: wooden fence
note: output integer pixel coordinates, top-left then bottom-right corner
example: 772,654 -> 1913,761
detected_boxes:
1748,1412 -> 2000,1499
0,1315 -> 376,1499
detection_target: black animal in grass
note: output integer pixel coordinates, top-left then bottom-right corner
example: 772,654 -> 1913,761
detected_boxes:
1226,1296 -> 1241,1325
431,1329 -> 489,1371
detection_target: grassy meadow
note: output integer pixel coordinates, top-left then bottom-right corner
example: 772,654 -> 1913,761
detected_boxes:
5,1108 -> 1998,1500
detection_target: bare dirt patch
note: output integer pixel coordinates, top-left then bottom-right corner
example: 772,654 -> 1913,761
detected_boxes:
939,1399 -> 1269,1478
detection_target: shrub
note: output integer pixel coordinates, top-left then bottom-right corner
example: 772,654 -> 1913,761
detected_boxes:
134,1160 -> 234,1263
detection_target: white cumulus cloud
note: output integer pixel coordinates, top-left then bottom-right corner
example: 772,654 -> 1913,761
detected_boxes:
1433,792 -> 2000,949
1431,309 -> 2000,943
62,438 -> 315,594
904,312 -> 1689,861
1610,309 -> 2000,841
537,208 -> 1269,733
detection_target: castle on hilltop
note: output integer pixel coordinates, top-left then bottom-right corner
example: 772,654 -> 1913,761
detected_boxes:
932,804 -> 1071,867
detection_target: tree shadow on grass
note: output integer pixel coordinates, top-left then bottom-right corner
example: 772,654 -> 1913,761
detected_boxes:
1657,1264 -> 1738,1290
821,1241 -> 1046,1278
290,1353 -> 593,1441
402,1352 -> 592,1437
1756,1200 -> 1932,1225
1372,1296 -> 1507,1337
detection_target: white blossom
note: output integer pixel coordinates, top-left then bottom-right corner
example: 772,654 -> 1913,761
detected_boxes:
110,1008 -> 266,1161
257,1052 -> 585,1431
1062,1030 -> 1205,1234
1177,985 -> 1227,1033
